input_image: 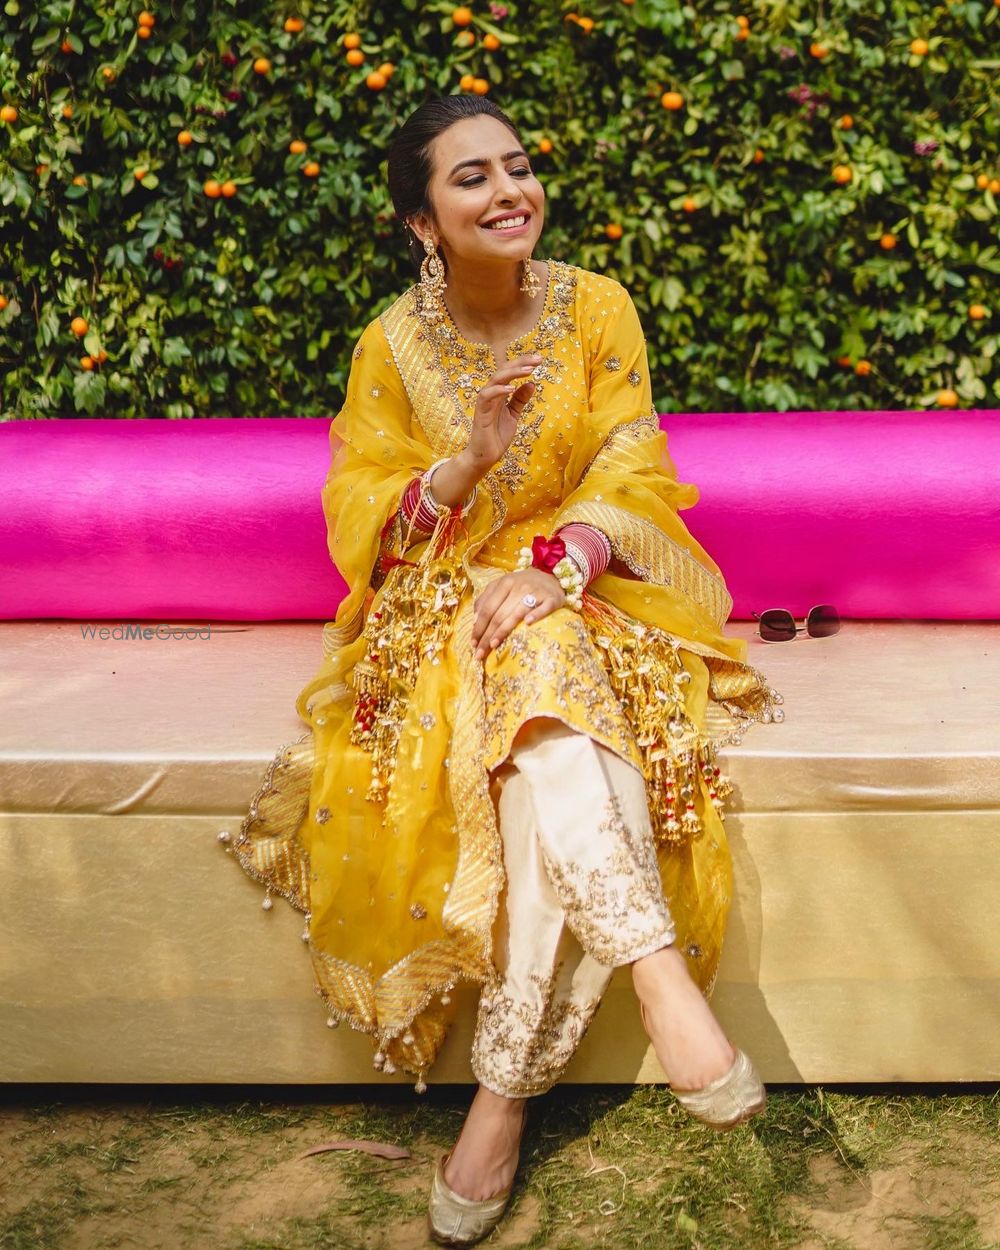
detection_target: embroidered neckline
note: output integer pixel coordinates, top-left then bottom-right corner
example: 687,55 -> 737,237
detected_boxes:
437,258 -> 555,367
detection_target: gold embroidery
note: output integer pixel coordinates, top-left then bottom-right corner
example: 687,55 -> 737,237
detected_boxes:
604,355 -> 622,371
627,368 -> 642,387
539,791 -> 675,965
404,259 -> 578,508
471,972 -> 605,1098
481,610 -> 641,774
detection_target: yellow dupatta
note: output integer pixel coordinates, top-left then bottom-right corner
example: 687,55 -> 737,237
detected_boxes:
229,260 -> 783,1087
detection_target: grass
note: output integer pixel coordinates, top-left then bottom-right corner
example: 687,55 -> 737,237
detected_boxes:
1,1084 -> 998,1250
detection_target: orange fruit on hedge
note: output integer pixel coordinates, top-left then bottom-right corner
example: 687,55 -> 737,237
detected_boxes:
735,26 -> 749,40
137,26 -> 151,39
538,137 -> 553,153
753,148 -> 764,163
809,42 -> 829,59
452,6 -> 473,24
838,114 -> 854,129
472,77 -> 489,94
578,16 -> 595,31
221,180 -> 237,197
736,13 -> 749,24
71,316 -> 89,337
36,163 -> 49,175
1,104 -> 18,122
366,70 -> 387,90
483,33 -> 500,50
682,197 -> 697,212
61,39 -> 73,54
289,139 -> 307,154
880,233 -> 897,249
138,11 -> 155,26
833,164 -> 852,184
835,355 -> 852,367
0,295 -> 8,311
990,179 -> 1000,195
343,33 -> 361,49
346,48 -> 365,66
253,57 -> 272,74
203,179 -> 222,197
72,175 -> 86,186
976,173 -> 989,189
284,16 -> 304,33
661,91 -> 684,110
177,130 -> 193,146
969,304 -> 987,320
134,167 -> 148,180
303,160 -> 320,177
101,66 -> 116,81
377,62 -> 395,77
459,73 -> 476,90
62,104 -> 73,118
936,388 -> 958,407
81,355 -> 95,371
455,30 -> 476,47
855,359 -> 871,375
97,349 -> 108,363
910,38 -> 928,55
605,223 -> 623,239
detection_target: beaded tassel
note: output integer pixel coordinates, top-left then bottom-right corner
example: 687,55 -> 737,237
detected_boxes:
582,594 -> 736,850
349,503 -> 469,804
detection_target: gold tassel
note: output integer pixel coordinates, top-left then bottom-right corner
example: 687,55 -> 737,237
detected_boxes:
581,593 -> 735,850
349,504 -> 469,804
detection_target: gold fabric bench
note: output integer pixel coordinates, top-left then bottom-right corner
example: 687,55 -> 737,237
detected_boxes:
2,616 -> 996,1084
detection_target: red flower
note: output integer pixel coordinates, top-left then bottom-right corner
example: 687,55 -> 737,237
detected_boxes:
529,534 -> 566,572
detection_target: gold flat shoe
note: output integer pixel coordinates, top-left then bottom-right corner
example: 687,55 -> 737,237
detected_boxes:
427,1152 -> 514,1247
640,1002 -> 767,1130
428,1102 -> 528,1247
670,1046 -> 767,1130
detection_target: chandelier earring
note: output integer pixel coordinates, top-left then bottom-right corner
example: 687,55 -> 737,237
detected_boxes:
418,235 -> 447,327
520,256 -> 541,297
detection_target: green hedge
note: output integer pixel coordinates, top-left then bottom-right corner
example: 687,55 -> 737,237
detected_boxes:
1,0 -> 997,419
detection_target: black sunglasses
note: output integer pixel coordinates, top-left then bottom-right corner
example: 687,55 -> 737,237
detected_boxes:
751,604 -> 841,643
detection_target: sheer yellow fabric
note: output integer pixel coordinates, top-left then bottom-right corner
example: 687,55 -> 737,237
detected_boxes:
228,258 -> 783,1087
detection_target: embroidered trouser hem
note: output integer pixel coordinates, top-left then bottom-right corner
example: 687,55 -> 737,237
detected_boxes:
470,718 -> 676,1099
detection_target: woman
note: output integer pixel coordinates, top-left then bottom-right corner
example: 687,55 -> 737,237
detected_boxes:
221,94 -> 784,1247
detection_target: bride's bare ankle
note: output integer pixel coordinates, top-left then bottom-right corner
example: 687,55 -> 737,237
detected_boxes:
442,1086 -> 528,1201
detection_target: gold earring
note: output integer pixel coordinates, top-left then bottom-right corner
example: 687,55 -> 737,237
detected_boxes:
520,257 -> 541,297
417,236 -> 447,326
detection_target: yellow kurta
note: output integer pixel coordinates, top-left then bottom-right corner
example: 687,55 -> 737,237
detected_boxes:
225,258 -> 784,1087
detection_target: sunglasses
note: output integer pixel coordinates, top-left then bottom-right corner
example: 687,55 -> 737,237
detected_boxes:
751,604 -> 841,643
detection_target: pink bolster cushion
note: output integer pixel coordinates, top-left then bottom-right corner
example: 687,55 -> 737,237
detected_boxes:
0,411 -> 997,621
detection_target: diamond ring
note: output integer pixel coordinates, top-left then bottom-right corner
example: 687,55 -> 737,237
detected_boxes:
522,593 -> 538,608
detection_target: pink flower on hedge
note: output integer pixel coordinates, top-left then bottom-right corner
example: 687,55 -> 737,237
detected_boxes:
788,84 -> 814,103
778,45 -> 797,59
225,89 -> 242,102
489,2 -> 508,17
913,139 -> 939,156
221,52 -> 238,68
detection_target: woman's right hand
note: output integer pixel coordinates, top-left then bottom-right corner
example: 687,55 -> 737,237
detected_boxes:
464,353 -> 543,471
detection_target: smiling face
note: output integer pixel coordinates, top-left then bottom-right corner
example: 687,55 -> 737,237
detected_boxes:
407,113 -> 545,268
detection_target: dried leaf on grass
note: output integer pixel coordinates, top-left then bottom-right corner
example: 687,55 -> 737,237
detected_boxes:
296,1139 -> 412,1161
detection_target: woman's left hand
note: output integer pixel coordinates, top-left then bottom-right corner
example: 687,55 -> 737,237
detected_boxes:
472,568 -> 565,660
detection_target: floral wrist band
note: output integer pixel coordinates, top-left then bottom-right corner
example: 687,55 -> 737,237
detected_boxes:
515,534 -> 585,610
